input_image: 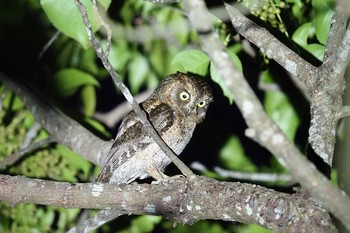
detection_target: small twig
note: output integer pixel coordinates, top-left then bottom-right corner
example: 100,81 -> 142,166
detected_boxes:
214,167 -> 294,183
338,105 -> 350,119
0,85 -> 9,111
20,122 -> 41,149
73,0 -> 194,178
0,137 -> 55,170
145,0 -> 181,3
92,0 -> 111,57
38,31 -> 60,61
191,162 -> 294,183
67,209 -> 122,233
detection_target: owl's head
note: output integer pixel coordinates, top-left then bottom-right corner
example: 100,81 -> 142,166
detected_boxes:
154,72 -> 213,123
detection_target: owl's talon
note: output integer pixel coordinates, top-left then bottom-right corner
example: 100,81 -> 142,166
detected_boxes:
151,174 -> 185,185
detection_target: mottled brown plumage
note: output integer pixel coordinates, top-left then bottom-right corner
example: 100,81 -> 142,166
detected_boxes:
96,72 -> 213,184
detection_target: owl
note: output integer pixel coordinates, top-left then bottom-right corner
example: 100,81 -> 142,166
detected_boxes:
96,72 -> 213,184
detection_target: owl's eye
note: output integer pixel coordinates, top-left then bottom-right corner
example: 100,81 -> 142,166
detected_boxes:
197,100 -> 206,108
179,91 -> 190,101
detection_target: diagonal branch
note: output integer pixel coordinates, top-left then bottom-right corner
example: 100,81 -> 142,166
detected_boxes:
73,0 -> 194,178
308,8 -> 350,165
181,0 -> 350,229
0,72 -> 111,166
225,4 -> 316,91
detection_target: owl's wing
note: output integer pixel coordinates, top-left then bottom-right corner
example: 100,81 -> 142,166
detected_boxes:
96,110 -> 145,182
96,102 -> 175,183
147,102 -> 175,134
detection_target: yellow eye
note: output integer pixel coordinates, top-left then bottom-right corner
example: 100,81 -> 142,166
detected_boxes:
179,91 -> 190,101
198,100 -> 206,108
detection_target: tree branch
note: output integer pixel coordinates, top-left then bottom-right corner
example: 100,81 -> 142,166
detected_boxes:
225,4 -> 350,165
308,9 -> 350,165
181,0 -> 350,229
225,4 -> 315,91
0,72 -> 111,166
72,0 -> 194,178
0,174 -> 337,233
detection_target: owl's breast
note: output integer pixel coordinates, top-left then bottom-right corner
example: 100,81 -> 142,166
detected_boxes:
160,116 -> 197,155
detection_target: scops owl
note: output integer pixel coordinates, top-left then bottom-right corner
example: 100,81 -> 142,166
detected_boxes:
96,72 -> 213,184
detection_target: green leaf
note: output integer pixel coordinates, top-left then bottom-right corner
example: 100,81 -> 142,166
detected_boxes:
264,91 -> 300,140
304,43 -> 325,61
312,0 -> 334,45
314,8 -> 333,45
292,22 -> 313,47
291,22 -> 325,61
52,68 -> 99,97
39,209 -> 54,228
330,168 -> 338,186
55,144 -> 92,180
132,216 -> 162,233
83,117 -> 110,137
3,92 -> 24,111
128,52 -> 149,94
80,48 -> 99,75
172,16 -> 190,46
290,0 -> 306,22
109,40 -> 132,72
81,85 -> 96,116
219,136 -> 256,172
149,40 -> 169,76
40,0 -> 103,49
98,0 -> 111,10
210,47 -> 242,104
260,69 -> 275,84
167,220 -> 229,233
171,50 -> 210,76
237,224 -> 275,233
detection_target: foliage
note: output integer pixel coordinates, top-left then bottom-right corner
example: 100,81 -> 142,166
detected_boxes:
0,90 -> 94,232
0,0 -> 335,232
240,0 -> 288,34
291,0 -> 334,60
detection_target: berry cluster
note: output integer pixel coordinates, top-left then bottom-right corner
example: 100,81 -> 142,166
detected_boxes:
240,0 -> 288,35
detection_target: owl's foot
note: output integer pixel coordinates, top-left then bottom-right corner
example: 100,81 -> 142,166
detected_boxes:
147,167 -> 169,184
148,167 -> 187,184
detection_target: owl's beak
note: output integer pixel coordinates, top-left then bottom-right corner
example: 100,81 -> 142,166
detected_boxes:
183,106 -> 194,116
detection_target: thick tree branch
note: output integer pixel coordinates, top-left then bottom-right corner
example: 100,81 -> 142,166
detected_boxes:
181,0 -> 350,229
0,72 -> 111,166
225,4 -> 350,165
308,9 -> 350,165
225,4 -> 315,91
73,0 -> 194,178
0,174 -> 337,233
